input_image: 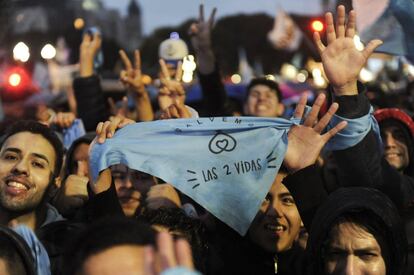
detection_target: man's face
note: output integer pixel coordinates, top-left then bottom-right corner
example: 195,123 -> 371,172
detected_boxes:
248,172 -> 302,253
80,245 -> 145,275
111,164 -> 156,217
381,125 -> 410,171
0,132 -> 56,213
324,222 -> 386,275
244,84 -> 283,117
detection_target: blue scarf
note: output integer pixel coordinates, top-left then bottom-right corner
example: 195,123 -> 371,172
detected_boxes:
90,112 -> 378,235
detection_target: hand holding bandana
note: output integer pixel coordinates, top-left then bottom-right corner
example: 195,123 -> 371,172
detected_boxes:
89,94 -> 375,235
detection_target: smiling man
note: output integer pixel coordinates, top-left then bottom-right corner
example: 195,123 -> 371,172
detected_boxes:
0,120 -> 64,230
243,77 -> 285,118
374,108 -> 414,177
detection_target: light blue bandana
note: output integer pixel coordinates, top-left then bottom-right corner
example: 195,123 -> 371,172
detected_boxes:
90,113 -> 378,235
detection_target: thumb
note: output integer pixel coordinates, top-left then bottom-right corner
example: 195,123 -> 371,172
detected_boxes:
77,160 -> 88,177
362,39 -> 383,59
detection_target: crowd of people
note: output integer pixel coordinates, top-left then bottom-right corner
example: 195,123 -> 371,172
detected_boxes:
0,4 -> 413,275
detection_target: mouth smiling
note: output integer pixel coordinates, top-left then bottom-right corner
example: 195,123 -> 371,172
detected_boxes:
264,222 -> 287,234
3,176 -> 31,195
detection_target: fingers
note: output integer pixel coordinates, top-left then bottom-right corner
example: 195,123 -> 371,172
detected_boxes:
325,12 -> 336,44
362,39 -> 383,59
335,5 -> 346,38
118,118 -> 135,128
313,32 -> 326,55
119,49 -> 133,71
159,59 -> 171,80
323,120 -> 348,142
92,32 -> 102,49
175,61 -> 183,81
176,100 -> 191,118
134,49 -> 141,70
345,10 -> 356,38
77,160 -> 88,177
98,121 -> 111,143
199,4 -> 205,22
208,7 -> 217,27
293,93 -> 308,119
54,112 -> 75,128
175,239 -> 194,269
158,232 -> 177,270
303,93 -> 326,127
143,246 -> 156,275
313,102 -> 339,133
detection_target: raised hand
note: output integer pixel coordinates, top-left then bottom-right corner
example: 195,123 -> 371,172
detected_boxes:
95,115 -> 135,144
159,99 -> 191,119
158,59 -> 186,110
79,32 -> 102,77
55,160 -> 89,213
189,4 -> 216,53
284,93 -> 347,172
189,4 -> 217,74
119,49 -> 147,96
53,112 -> 76,128
313,5 -> 382,95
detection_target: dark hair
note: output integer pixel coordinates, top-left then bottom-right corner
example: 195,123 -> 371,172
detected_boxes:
0,120 -> 64,178
246,77 -> 283,102
307,187 -> 407,275
0,226 -> 36,275
63,217 -> 155,275
140,208 -> 209,273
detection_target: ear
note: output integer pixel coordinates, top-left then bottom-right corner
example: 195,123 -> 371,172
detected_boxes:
276,103 -> 285,117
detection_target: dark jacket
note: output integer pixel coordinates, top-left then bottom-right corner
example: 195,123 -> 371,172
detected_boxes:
307,187 -> 407,275
209,220 -> 307,275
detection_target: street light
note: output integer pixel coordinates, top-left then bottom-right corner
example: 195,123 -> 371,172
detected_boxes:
41,44 -> 57,60
13,42 -> 30,62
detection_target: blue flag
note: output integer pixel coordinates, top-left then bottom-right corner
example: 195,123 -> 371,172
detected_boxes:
356,0 -> 414,62
90,114 -> 377,235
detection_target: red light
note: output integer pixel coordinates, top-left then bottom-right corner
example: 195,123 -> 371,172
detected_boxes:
311,20 -> 324,32
8,73 -> 22,87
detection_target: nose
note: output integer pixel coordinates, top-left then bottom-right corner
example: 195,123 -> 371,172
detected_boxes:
12,159 -> 29,176
384,132 -> 396,148
344,255 -> 360,275
266,200 -> 283,218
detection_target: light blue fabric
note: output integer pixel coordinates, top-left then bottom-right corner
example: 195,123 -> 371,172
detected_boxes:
13,225 -> 51,275
63,119 -> 86,149
90,113 -> 374,235
160,266 -> 201,275
326,106 -> 382,151
359,0 -> 414,62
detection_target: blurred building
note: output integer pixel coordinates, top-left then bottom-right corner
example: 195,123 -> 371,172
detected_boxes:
9,0 -> 143,54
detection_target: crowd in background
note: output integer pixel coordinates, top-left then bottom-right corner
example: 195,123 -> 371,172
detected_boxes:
0,3 -> 413,275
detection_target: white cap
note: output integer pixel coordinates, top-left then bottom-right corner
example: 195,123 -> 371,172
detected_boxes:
158,32 -> 189,61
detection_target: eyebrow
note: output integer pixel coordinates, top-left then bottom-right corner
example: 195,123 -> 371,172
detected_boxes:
4,148 -> 50,165
328,245 -> 379,253
279,192 -> 292,197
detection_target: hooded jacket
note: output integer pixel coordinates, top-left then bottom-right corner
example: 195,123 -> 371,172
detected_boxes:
306,187 -> 407,275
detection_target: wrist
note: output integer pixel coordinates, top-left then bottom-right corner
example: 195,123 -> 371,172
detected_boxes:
332,81 -> 358,96
79,60 -> 94,77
